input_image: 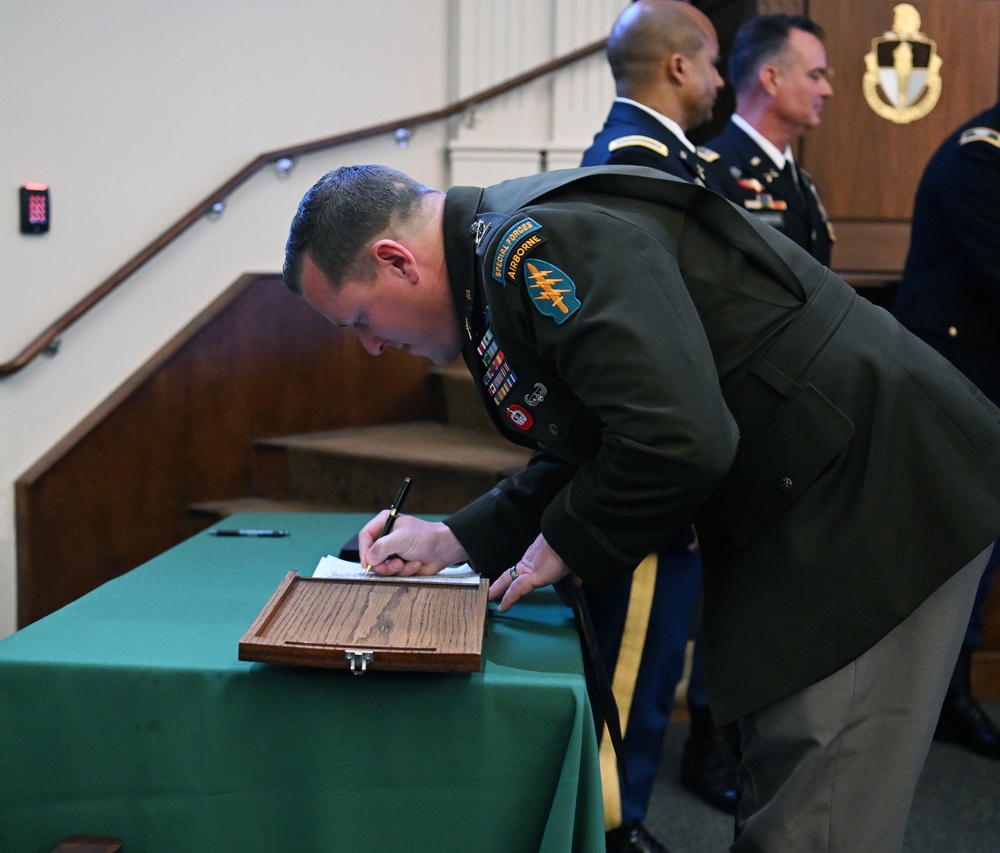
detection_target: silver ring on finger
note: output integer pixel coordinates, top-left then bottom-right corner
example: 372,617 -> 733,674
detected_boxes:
509,566 -> 519,581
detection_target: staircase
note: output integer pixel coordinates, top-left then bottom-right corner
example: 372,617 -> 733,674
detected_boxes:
187,362 -> 532,524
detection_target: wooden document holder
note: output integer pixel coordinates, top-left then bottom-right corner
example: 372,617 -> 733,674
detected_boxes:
239,572 -> 489,674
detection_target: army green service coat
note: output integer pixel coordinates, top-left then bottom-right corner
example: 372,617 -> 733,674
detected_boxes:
441,166 -> 1000,722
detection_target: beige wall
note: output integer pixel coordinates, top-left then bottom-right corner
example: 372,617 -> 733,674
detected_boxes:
0,0 -> 624,638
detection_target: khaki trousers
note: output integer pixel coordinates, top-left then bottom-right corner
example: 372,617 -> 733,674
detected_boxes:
732,545 -> 991,853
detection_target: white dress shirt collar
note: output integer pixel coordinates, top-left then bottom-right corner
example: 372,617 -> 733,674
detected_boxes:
616,98 -> 697,153
731,113 -> 795,170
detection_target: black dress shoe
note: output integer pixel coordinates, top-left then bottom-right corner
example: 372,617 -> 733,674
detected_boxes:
605,821 -> 671,853
680,704 -> 739,813
934,646 -> 1000,760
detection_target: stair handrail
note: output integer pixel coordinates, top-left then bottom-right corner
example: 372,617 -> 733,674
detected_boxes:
1,38 -> 606,378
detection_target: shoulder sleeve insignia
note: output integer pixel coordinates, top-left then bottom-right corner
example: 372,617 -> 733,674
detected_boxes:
959,126 -> 1000,149
524,259 -> 580,324
608,135 -> 669,157
697,146 -> 721,162
492,217 -> 546,284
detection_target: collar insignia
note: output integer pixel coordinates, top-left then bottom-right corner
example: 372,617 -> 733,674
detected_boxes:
524,259 -> 580,324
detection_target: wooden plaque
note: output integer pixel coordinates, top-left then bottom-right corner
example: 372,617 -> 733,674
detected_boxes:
239,571 -> 489,673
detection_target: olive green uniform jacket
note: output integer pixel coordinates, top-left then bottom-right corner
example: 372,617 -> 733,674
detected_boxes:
441,166 -> 1000,723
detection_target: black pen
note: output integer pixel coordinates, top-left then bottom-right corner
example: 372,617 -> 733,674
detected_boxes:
210,529 -> 289,538
365,477 -> 412,575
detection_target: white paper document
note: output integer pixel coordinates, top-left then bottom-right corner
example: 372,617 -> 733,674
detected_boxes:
312,555 -> 482,586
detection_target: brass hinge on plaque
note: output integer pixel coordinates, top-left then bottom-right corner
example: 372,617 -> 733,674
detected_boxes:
345,650 -> 374,675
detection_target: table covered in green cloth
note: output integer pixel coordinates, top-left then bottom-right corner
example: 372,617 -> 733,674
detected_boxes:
0,513 -> 604,853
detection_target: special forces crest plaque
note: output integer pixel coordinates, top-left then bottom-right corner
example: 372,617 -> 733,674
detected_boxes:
863,4 -> 942,124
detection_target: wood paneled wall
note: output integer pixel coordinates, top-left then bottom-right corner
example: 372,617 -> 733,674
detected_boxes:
15,275 -> 433,626
699,0 -> 1000,279
777,0 -> 1000,698
803,0 -> 1000,274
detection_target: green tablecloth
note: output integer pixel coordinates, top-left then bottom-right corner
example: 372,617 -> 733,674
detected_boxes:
0,513 -> 604,853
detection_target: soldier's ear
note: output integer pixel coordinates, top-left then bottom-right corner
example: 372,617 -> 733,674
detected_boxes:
371,239 -> 417,282
663,52 -> 687,85
759,61 -> 781,97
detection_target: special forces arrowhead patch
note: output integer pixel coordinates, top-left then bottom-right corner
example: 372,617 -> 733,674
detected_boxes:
524,259 -> 580,324
492,217 -> 546,284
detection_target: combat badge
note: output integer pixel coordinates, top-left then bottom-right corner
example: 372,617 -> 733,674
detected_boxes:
524,259 -> 580,325
524,382 -> 547,407
863,4 -> 942,124
492,217 -> 545,284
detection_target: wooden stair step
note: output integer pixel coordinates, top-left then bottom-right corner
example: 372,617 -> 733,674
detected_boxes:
268,422 -> 527,468
256,422 -> 531,515
187,496 -> 347,518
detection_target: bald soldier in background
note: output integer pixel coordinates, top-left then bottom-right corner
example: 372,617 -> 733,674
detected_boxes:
582,0 -> 725,189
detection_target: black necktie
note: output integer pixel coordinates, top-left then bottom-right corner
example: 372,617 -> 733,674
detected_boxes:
782,160 -> 807,206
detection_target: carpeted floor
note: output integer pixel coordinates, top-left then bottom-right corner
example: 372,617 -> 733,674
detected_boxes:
642,703 -> 1000,852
